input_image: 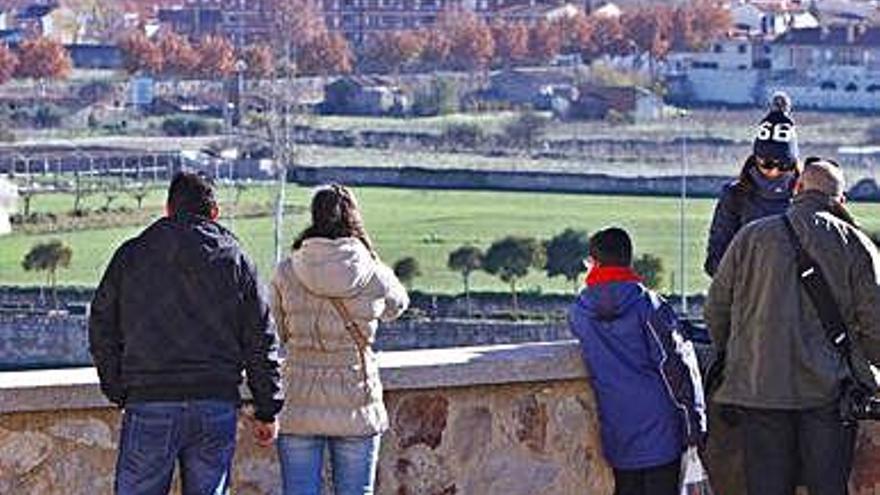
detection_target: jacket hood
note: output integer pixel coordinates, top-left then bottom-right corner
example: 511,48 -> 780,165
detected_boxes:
292,237 -> 377,298
145,214 -> 240,270
574,281 -> 645,322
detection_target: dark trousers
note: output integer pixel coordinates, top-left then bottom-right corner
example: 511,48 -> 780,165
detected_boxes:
742,403 -> 857,495
613,459 -> 680,495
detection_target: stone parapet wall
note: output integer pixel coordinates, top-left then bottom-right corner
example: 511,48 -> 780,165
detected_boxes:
3,341 -> 880,494
0,311 -> 573,368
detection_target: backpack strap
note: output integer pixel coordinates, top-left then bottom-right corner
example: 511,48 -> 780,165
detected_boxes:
328,298 -> 373,404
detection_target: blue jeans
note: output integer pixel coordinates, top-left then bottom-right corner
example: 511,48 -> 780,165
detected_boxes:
277,434 -> 381,495
115,400 -> 238,495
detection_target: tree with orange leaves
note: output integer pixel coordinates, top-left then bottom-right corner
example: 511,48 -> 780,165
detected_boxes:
528,20 -> 562,64
491,20 -> 529,66
419,28 -> 452,68
242,44 -> 274,79
0,44 -> 19,85
557,12 -> 593,55
298,31 -> 353,76
119,32 -> 163,75
368,30 -> 424,74
437,9 -> 494,71
586,14 -> 629,58
158,33 -> 198,79
14,38 -> 72,82
197,35 -> 236,79
623,6 -> 673,60
690,1 -> 732,49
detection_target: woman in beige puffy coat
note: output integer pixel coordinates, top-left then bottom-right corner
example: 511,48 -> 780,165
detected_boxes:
270,184 -> 409,495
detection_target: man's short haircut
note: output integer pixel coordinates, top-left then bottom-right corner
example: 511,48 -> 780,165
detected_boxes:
589,227 -> 633,267
167,171 -> 217,217
800,159 -> 845,198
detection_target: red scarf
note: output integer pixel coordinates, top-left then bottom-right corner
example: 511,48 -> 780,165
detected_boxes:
585,266 -> 642,287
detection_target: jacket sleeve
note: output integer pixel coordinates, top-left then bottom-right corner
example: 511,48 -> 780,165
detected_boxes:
705,228 -> 745,352
849,229 -> 880,364
644,298 -> 707,447
238,257 -> 284,422
377,263 -> 410,322
704,185 -> 742,277
88,247 -> 127,406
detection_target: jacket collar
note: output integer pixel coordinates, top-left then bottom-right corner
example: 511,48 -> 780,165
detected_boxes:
585,266 -> 642,287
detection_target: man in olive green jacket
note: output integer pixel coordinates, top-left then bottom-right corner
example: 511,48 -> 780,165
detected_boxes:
705,159 -> 880,495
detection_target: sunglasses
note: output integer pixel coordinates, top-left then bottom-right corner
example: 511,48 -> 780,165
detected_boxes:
757,158 -> 797,172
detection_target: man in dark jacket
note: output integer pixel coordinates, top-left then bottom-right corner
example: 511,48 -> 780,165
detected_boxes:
569,227 -> 706,495
89,172 -> 283,495
706,159 -> 880,495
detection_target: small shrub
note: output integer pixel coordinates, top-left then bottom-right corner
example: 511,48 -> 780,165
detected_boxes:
161,116 -> 221,136
442,123 -> 484,149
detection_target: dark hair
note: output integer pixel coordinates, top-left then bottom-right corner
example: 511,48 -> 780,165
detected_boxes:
167,171 -> 217,217
589,227 -> 632,267
292,184 -> 376,256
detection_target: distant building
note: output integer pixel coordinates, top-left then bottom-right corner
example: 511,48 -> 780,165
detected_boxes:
730,1 -> 818,37
481,68 -> 576,107
769,25 -> 880,110
321,75 -> 409,115
493,2 -> 580,25
15,3 -> 56,39
666,37 -> 771,106
0,177 -> 18,236
567,84 -> 664,122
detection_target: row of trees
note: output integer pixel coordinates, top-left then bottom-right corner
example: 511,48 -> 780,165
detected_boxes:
366,2 -> 730,74
0,38 -> 72,86
116,0 -> 730,80
393,228 -> 665,317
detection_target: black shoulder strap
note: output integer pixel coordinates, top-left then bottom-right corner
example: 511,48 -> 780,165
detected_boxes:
781,215 -> 852,354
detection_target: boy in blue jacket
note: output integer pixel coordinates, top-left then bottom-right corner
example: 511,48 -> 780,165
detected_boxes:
569,227 -> 706,495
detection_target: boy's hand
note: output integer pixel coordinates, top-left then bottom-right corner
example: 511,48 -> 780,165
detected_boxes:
252,418 -> 279,447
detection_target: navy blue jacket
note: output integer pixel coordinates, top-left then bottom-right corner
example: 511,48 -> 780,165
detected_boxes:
569,282 -> 706,469
89,213 -> 284,421
704,180 -> 792,276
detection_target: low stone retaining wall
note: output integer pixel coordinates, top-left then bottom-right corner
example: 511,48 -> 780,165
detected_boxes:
0,341 -> 611,494
3,341 -> 880,494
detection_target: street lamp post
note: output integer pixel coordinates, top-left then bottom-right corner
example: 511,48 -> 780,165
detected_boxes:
678,109 -> 689,315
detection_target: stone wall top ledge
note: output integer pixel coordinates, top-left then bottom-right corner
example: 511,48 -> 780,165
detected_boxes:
0,340 -> 587,414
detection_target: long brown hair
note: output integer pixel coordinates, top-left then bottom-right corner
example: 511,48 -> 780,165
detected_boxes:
292,184 -> 376,257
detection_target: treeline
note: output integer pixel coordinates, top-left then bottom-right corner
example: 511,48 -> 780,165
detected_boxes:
392,228 -> 664,317
114,0 -> 730,79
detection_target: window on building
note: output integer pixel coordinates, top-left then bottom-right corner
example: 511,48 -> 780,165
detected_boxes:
820,81 -> 837,90
845,82 -> 858,92
738,44 -> 747,54
713,44 -> 723,53
867,84 -> 880,93
692,61 -> 719,69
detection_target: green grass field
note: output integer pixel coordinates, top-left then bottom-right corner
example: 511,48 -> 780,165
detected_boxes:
5,186 -> 880,296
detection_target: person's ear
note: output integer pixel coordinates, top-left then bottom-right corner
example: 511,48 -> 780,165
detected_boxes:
165,203 -> 172,217
794,177 -> 805,195
210,204 -> 220,221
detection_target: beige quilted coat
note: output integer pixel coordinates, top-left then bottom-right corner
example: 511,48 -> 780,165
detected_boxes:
270,237 -> 409,436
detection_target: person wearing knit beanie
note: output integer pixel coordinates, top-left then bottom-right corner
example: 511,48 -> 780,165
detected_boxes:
704,92 -> 801,277
753,91 -> 799,168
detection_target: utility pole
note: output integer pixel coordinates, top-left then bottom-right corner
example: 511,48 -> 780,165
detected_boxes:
678,109 -> 689,315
